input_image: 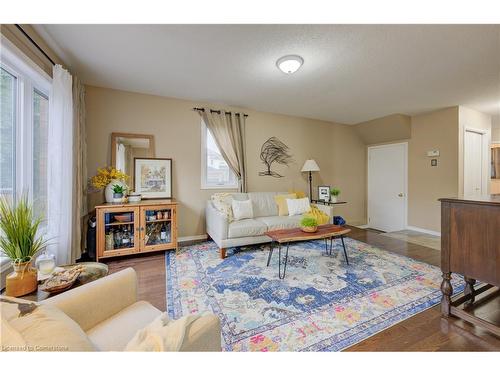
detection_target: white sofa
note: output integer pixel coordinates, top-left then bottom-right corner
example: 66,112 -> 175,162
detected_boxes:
206,192 -> 332,258
1,268 -> 221,351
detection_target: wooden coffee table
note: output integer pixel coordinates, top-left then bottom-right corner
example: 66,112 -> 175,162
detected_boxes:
265,224 -> 351,279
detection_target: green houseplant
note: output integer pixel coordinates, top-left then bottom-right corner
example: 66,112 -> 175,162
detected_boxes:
300,216 -> 318,233
330,187 -> 341,203
0,195 -> 48,296
112,184 -> 126,203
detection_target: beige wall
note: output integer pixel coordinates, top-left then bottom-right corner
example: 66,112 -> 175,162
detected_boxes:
493,127 -> 500,143
85,86 -> 366,239
408,107 -> 459,233
355,114 -> 411,145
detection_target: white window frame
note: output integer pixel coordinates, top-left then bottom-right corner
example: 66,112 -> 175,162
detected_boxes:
0,37 -> 52,278
0,36 -> 51,207
200,120 -> 239,190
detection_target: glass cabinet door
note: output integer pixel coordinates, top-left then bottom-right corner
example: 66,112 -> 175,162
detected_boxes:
98,207 -> 140,258
140,205 -> 175,250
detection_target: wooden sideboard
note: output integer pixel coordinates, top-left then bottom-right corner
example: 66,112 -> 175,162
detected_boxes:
440,196 -> 500,336
95,199 -> 178,260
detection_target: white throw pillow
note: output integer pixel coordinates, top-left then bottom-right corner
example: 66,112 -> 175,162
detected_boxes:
286,197 -> 311,216
231,199 -> 254,221
125,312 -> 202,351
211,193 -> 234,222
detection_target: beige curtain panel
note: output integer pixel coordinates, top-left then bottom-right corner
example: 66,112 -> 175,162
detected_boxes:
196,108 -> 247,192
71,77 -> 87,262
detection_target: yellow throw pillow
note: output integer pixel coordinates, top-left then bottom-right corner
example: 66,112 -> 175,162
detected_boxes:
274,193 -> 297,216
288,190 -> 306,199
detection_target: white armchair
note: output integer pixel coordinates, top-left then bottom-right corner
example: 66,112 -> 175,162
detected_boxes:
2,268 -> 221,351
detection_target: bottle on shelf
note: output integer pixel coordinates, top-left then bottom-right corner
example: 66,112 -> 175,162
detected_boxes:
113,228 -> 122,249
166,222 -> 171,243
122,225 -> 131,248
160,222 -> 167,243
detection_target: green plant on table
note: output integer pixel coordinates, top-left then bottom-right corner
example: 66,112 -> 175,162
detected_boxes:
330,187 -> 341,197
300,216 -> 318,228
112,184 -> 125,194
0,195 -> 48,264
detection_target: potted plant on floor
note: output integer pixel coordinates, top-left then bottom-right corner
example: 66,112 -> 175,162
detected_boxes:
300,216 -> 318,233
0,195 -> 49,297
330,187 -> 341,203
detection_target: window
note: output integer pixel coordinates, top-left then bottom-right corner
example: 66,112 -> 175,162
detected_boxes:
0,68 -> 16,200
201,120 -> 238,189
0,40 -> 51,219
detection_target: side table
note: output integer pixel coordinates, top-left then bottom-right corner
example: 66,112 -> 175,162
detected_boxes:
1,262 -> 108,302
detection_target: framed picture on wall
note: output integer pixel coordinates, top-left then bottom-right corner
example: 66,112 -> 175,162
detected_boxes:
318,185 -> 330,202
134,158 -> 172,199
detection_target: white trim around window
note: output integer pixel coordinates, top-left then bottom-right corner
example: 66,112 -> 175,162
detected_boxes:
1,36 -> 51,204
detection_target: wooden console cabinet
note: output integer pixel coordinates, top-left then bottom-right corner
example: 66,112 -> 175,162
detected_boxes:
440,196 -> 500,336
95,199 -> 178,260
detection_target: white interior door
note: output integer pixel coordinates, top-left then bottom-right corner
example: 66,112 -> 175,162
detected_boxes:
464,129 -> 485,197
368,143 -> 407,232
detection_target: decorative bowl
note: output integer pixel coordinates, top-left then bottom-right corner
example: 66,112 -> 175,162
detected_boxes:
128,194 -> 142,203
114,214 -> 132,222
40,265 -> 85,293
301,226 -> 318,233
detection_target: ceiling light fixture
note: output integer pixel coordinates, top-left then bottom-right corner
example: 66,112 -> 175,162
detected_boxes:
276,55 -> 304,74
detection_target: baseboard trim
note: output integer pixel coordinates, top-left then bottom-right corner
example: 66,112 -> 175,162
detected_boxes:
406,226 -> 441,237
355,224 -> 369,229
178,234 -> 208,243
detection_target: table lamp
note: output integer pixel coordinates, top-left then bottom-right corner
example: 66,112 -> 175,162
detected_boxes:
301,159 -> 320,200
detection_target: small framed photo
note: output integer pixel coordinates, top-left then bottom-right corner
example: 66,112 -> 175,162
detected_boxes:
318,186 -> 331,202
134,158 -> 172,199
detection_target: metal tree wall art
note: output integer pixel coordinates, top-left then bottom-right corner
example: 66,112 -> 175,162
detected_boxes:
259,137 -> 294,178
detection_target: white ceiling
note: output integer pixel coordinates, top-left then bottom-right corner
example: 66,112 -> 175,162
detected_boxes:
35,24 -> 500,125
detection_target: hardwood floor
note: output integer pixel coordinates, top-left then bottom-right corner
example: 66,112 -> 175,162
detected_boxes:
104,226 -> 500,351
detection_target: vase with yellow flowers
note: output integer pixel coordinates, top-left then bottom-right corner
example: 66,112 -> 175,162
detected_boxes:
91,167 -> 129,203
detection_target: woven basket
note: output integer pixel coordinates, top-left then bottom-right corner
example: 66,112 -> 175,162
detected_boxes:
301,226 -> 318,233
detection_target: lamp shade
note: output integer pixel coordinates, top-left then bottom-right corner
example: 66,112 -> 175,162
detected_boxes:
301,159 -> 320,172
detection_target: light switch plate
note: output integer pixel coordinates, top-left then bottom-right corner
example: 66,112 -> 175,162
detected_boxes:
427,150 -> 440,157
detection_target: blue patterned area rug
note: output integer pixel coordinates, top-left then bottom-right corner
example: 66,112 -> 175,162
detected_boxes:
166,238 -> 463,351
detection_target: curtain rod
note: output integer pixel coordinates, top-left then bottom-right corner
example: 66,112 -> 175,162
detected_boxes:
15,24 -> 56,66
194,107 -> 248,117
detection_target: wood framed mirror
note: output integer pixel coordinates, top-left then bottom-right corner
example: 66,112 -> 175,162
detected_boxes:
111,132 -> 156,190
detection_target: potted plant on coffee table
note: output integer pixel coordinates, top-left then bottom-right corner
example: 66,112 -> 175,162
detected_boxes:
300,216 -> 318,233
330,187 -> 341,203
0,195 -> 49,297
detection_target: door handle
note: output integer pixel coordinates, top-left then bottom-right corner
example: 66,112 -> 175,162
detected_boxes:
398,193 -> 404,197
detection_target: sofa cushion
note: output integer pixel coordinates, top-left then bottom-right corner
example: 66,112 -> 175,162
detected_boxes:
274,193 -> 297,216
1,297 -> 95,351
230,193 -> 249,201
256,215 -> 302,231
228,219 -> 268,238
210,193 -> 234,222
287,197 -> 311,216
231,199 -> 254,221
247,192 -> 282,217
86,301 -> 161,351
